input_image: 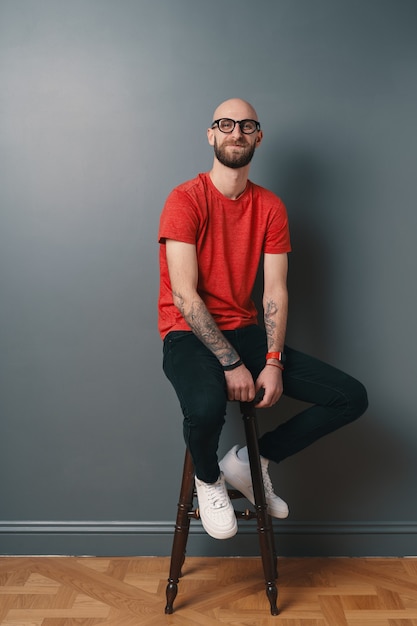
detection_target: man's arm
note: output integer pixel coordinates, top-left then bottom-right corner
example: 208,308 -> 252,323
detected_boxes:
165,239 -> 256,402
263,252 -> 288,353
254,252 -> 289,408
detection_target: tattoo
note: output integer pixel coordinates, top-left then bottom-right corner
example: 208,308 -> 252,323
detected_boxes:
172,290 -> 186,316
264,298 -> 278,347
189,301 -> 238,365
173,291 -> 238,365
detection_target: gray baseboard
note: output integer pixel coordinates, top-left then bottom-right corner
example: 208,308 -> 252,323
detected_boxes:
1,521 -> 416,557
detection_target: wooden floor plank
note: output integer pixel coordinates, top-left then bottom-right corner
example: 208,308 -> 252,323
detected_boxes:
0,557 -> 417,624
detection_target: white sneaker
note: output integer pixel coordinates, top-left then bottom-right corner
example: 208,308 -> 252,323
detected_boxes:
219,445 -> 289,519
194,472 -> 238,540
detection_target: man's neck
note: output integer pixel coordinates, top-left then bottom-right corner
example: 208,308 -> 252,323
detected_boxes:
209,162 -> 250,200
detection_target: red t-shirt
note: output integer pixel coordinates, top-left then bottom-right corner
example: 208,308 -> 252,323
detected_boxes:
158,172 -> 291,339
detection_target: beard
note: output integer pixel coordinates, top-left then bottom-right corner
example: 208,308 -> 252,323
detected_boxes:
213,137 -> 256,169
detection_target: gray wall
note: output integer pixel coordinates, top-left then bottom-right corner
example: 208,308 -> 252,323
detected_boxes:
1,0 -> 416,557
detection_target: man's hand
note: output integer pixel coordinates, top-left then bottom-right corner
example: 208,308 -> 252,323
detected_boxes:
254,365 -> 283,408
224,364 -> 256,403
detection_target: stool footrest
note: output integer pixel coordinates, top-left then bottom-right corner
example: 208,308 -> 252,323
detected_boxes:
187,508 -> 261,521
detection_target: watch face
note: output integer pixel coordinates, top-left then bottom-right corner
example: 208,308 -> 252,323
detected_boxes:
280,352 -> 287,364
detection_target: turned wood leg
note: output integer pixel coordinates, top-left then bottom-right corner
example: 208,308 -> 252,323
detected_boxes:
240,401 -> 279,616
165,448 -> 195,614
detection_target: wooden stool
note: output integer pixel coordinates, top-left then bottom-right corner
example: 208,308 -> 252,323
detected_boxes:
165,401 -> 279,616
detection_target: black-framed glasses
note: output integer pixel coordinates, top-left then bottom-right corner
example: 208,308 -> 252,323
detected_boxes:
211,118 -> 261,134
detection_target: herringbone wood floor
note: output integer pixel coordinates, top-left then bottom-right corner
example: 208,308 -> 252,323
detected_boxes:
0,556 -> 417,625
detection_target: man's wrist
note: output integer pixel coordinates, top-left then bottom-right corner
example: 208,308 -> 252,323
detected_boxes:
222,358 -> 243,371
266,351 -> 286,370
266,361 -> 284,371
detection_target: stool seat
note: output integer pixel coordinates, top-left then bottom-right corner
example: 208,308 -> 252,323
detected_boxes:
165,401 -> 279,616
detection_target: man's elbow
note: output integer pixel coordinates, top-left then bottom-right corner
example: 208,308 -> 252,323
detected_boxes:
171,290 -> 186,315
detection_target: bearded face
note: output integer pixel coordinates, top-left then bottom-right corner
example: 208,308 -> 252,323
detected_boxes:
213,136 -> 257,169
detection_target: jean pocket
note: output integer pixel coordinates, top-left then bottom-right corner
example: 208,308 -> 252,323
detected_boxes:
163,331 -> 192,356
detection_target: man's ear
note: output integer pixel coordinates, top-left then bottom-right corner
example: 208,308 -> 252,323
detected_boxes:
207,127 -> 215,146
255,130 -> 263,148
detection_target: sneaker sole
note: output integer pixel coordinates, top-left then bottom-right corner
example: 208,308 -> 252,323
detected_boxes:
199,516 -> 238,540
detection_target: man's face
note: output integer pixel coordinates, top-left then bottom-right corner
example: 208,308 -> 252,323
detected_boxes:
207,100 -> 263,169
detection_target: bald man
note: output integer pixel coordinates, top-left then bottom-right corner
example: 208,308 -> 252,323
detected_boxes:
158,98 -> 368,540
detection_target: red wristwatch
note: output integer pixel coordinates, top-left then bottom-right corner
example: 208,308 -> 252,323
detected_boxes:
266,351 -> 286,366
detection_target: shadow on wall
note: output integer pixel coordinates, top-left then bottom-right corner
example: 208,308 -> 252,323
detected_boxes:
258,396 -> 407,517
221,392 -> 408,531
253,147 -> 334,359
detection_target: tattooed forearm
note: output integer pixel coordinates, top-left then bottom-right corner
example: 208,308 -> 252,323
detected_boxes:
189,301 -> 239,364
264,298 -> 278,348
172,292 -> 239,365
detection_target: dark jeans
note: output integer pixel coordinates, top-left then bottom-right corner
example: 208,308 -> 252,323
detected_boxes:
163,325 -> 368,483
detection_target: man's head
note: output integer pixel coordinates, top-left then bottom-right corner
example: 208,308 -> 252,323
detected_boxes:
207,98 -> 263,169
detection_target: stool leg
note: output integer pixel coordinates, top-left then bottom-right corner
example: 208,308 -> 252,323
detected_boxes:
165,448 -> 195,614
241,401 -> 279,616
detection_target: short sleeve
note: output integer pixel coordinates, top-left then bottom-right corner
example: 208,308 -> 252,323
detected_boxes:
158,189 -> 200,245
263,198 -> 291,254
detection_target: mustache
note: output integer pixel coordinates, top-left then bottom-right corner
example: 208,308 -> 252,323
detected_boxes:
224,140 -> 248,147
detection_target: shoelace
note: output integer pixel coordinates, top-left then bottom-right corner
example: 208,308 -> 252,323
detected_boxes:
261,460 -> 275,498
205,478 -> 229,509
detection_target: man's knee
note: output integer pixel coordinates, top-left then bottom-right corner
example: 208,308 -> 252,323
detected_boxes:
183,395 -> 226,432
343,377 -> 368,423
